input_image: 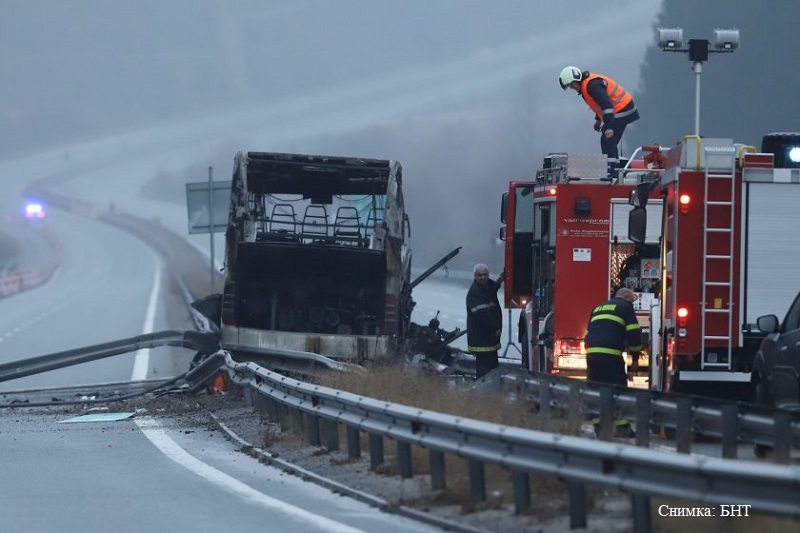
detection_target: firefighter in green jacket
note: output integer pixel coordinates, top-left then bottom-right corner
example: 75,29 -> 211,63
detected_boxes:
584,287 -> 642,436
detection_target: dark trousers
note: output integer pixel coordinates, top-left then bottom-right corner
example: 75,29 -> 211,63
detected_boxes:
586,353 -> 627,387
600,122 -> 629,161
475,351 -> 499,378
587,353 -> 631,431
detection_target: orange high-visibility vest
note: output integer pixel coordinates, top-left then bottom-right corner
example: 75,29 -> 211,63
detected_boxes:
580,74 -> 632,120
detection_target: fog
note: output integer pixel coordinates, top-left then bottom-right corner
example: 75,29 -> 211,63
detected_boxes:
633,0 -> 800,149
2,0 -> 663,269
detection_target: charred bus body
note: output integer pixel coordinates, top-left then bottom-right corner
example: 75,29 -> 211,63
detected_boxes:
220,151 -> 412,363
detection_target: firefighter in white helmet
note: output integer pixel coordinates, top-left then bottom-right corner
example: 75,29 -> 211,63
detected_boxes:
559,66 -> 640,166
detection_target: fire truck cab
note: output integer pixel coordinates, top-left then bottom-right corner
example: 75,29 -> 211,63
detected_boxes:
501,150 -> 664,381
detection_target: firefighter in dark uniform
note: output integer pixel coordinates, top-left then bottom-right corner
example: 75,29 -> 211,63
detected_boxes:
466,263 -> 504,379
585,287 -> 642,436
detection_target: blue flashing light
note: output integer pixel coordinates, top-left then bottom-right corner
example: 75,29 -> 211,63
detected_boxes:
788,146 -> 800,164
24,202 -> 45,219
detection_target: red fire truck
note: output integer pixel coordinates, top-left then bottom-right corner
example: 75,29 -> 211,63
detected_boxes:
500,149 -> 665,381
503,132 -> 800,400
630,133 -> 800,399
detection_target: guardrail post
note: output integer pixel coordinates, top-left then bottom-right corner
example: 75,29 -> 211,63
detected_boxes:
397,441 -> 413,479
243,387 -> 254,409
369,434 -> 384,470
279,404 -> 292,432
468,459 -> 486,502
720,403 -> 738,459
266,397 -> 280,424
675,396 -> 692,454
291,408 -> 303,430
322,418 -> 340,452
253,390 -> 268,416
512,471 -> 530,514
539,375 -> 551,416
429,450 -> 446,490
307,413 -> 321,446
631,494 -> 651,533
346,426 -> 361,459
568,381 -> 581,431
598,386 -> 614,441
568,481 -> 586,529
635,391 -> 650,448
773,411 -> 791,464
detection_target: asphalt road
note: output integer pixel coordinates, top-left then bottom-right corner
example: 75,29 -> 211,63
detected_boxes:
1,406 -> 440,533
0,206 -> 190,389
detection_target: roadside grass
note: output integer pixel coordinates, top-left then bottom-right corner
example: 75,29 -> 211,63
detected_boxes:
259,361 -> 798,530
302,359 -> 616,517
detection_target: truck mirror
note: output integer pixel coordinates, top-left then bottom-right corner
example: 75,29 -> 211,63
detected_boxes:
756,314 -> 779,334
629,182 -> 650,207
543,311 -> 554,336
501,192 -> 508,223
628,206 -> 647,244
499,226 -> 507,241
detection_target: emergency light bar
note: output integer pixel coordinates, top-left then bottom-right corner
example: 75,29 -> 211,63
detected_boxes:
762,132 -> 800,169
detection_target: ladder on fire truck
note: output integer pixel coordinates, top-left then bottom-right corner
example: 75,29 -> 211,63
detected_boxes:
700,145 -> 737,369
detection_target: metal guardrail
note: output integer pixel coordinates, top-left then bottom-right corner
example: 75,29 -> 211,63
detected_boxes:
503,372 -> 800,461
223,353 -> 800,532
0,330 -> 219,384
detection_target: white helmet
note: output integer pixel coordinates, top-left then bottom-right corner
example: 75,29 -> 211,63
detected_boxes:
559,66 -> 583,90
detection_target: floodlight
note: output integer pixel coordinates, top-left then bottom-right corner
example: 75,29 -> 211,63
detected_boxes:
712,28 -> 740,50
658,26 -> 741,136
657,27 -> 683,49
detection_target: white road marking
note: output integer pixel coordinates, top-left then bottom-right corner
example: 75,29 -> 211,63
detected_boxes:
135,419 -> 366,533
131,249 -> 162,381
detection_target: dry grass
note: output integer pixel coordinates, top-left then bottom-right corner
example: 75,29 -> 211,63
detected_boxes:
307,360 -> 598,514
247,364 -> 800,533
318,360 -> 577,434
246,363 -> 798,529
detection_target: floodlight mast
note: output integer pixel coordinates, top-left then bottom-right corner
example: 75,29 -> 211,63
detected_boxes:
657,27 -> 739,136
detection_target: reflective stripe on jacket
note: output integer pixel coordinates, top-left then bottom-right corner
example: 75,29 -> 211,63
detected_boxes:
584,296 -> 642,356
580,74 -> 633,120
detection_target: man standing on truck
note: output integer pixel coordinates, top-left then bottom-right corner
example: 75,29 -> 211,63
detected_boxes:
466,263 -> 504,379
585,287 -> 641,436
558,66 -> 640,167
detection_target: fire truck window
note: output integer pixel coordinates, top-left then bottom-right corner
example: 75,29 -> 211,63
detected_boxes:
536,205 -> 551,243
514,188 -> 533,232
